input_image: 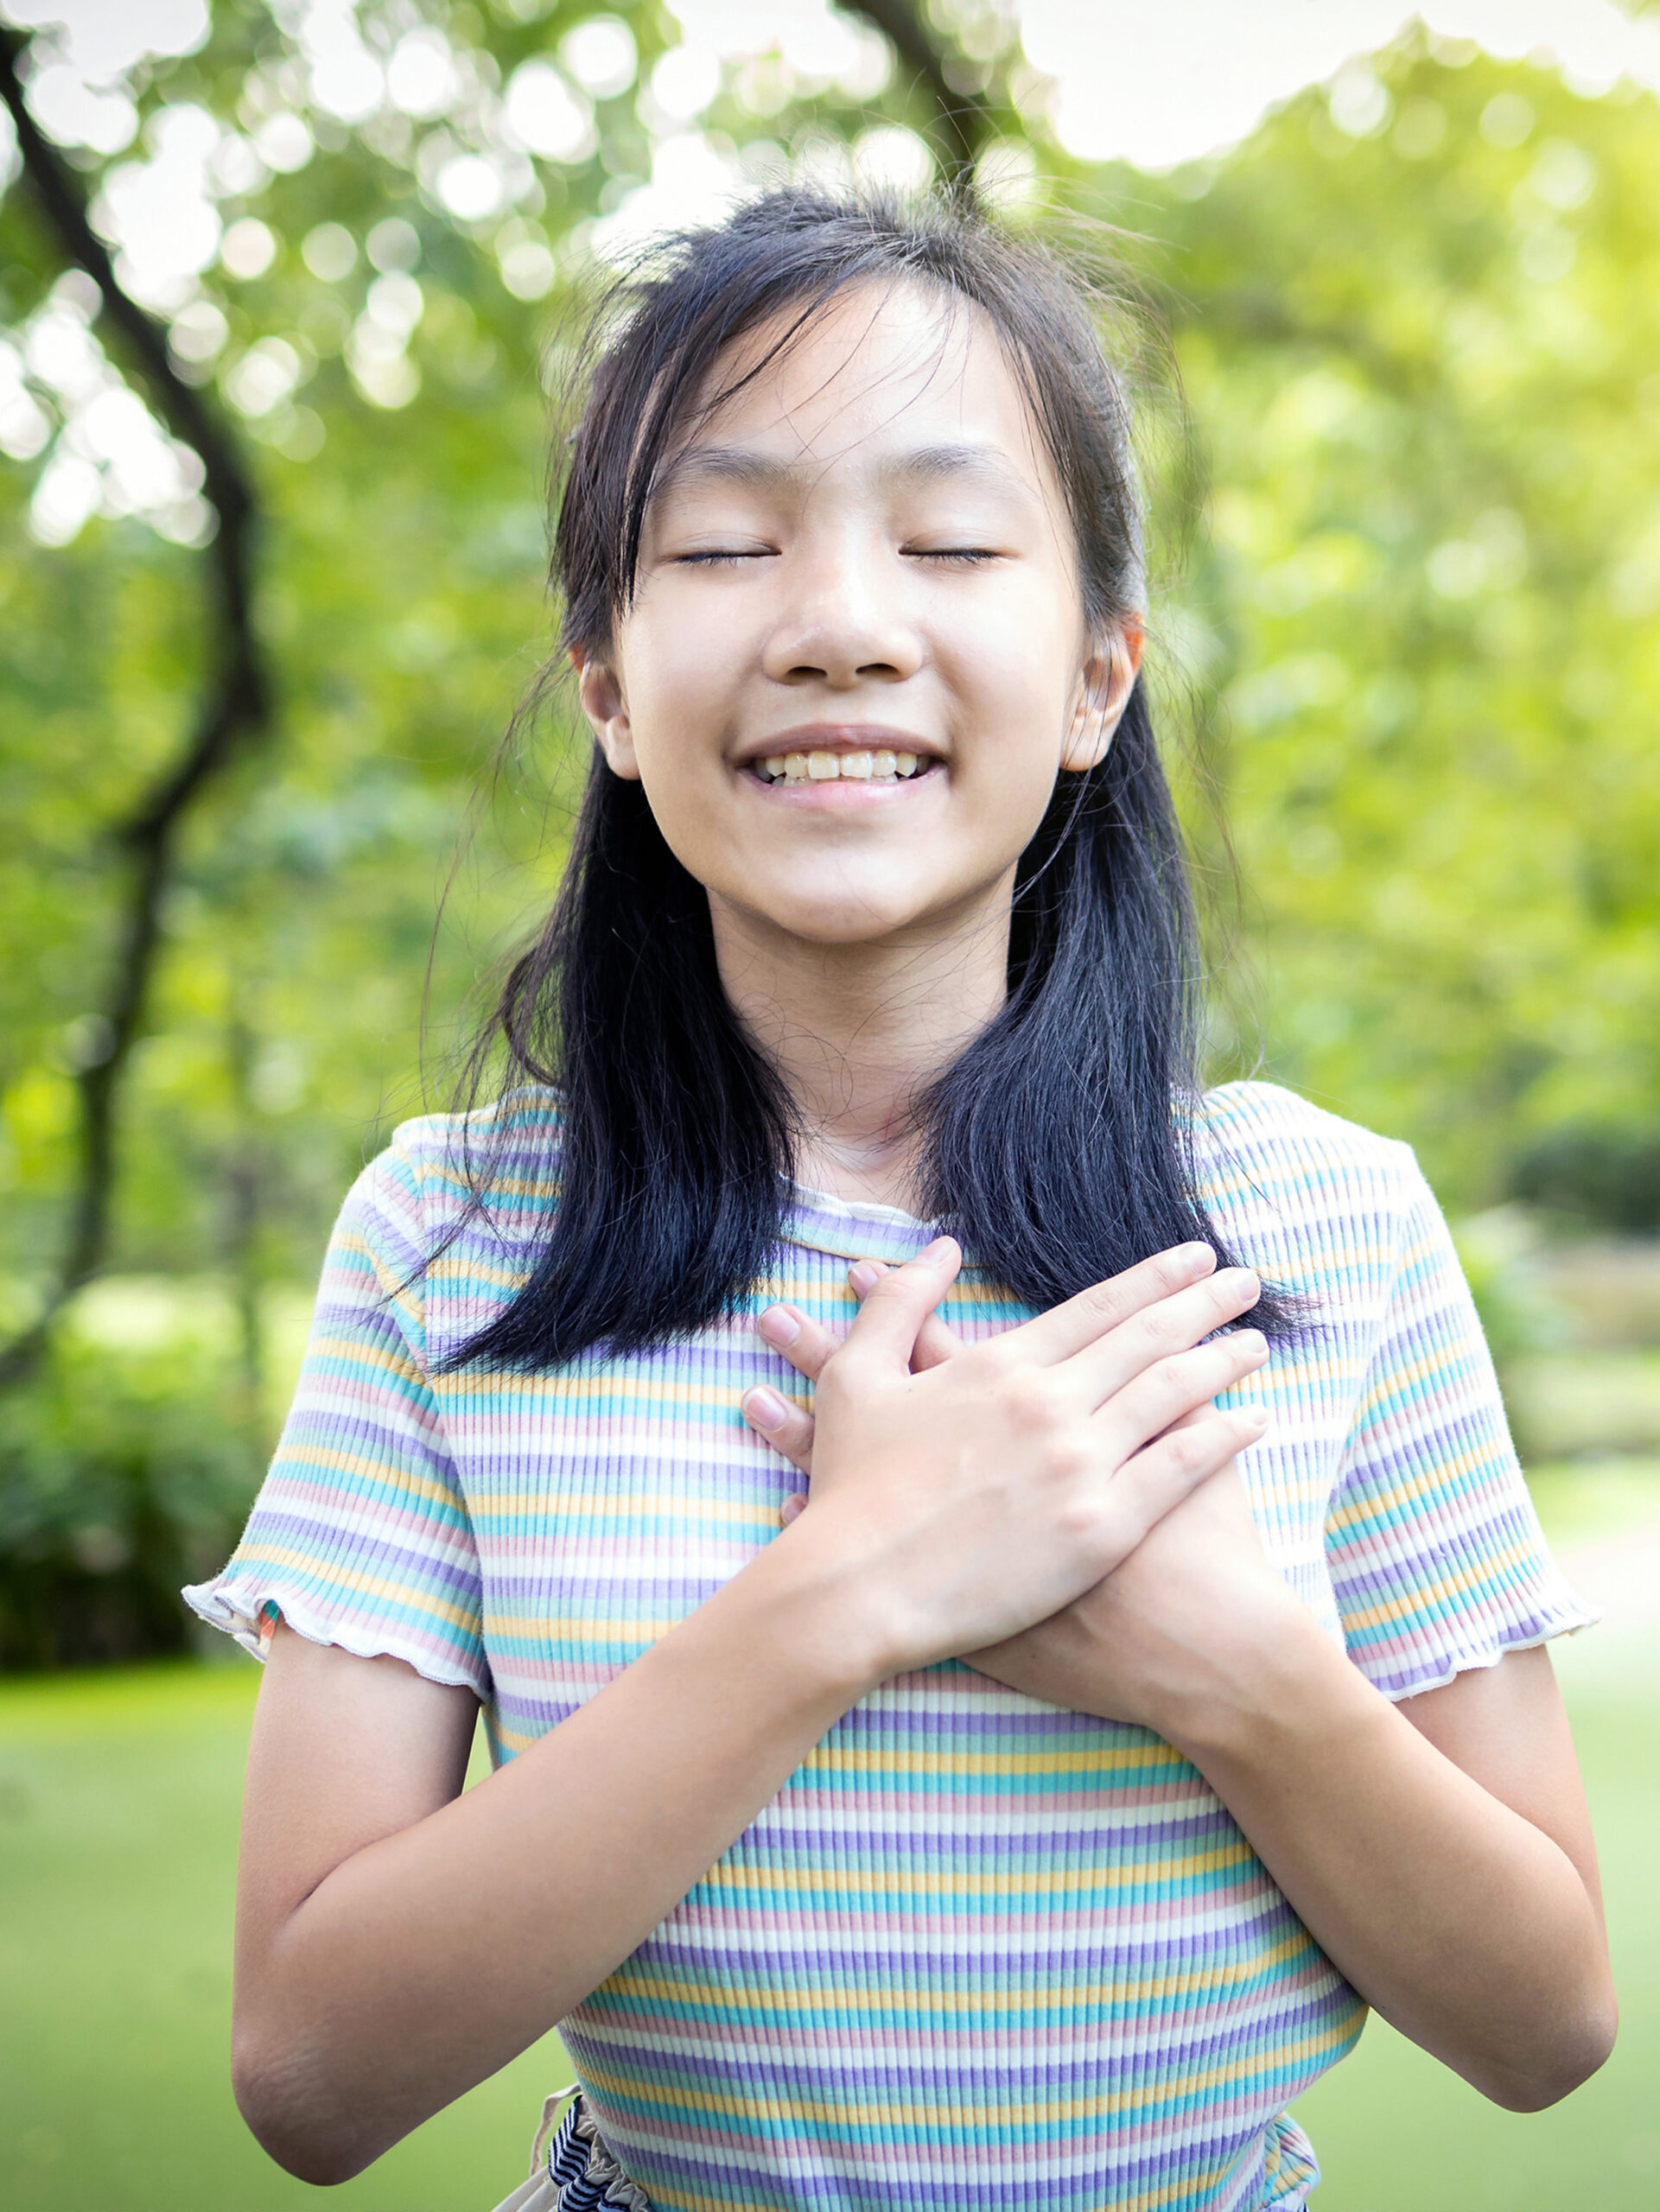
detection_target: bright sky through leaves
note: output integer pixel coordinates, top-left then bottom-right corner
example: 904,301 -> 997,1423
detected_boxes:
1023,0 -> 1660,168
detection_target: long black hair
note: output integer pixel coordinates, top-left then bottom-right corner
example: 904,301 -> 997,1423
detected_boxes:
448,188 -> 1292,1370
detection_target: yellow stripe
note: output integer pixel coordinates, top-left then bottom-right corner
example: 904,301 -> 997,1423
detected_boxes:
270,1443 -> 460,1514
577,2006 -> 1362,2129
605,1929 -> 1325,2022
1327,1434 -> 1500,1533
1335,1535 -> 1537,1631
302,1328 -> 429,1388
696,1839 -> 1261,1897
233,1540 -> 480,1634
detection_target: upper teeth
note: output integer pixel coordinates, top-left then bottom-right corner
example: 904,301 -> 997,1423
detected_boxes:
759,750 -> 923,784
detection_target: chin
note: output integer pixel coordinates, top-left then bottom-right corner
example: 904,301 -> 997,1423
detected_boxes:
767,901 -> 930,946
717,871 -> 935,946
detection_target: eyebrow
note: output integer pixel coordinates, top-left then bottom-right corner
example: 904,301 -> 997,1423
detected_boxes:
652,442 -> 1037,501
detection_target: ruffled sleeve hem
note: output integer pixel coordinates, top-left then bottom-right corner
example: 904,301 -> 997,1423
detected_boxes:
182,1573 -> 491,1701
1359,1590 -> 1600,1704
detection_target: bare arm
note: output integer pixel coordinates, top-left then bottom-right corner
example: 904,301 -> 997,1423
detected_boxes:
1151,1569 -> 1613,2109
236,1555 -> 878,2183
964,1473 -> 1615,2111
233,1241 -> 1269,2181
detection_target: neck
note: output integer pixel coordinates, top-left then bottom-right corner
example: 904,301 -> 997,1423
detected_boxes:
708,880 -> 1014,1211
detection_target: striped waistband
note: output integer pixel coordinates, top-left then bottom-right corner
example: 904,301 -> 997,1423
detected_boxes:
548,2093 -> 653,2212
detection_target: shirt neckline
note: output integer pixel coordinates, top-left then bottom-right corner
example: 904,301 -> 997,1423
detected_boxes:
778,1179 -> 957,1265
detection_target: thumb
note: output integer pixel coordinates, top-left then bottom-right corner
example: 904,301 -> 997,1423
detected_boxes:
839,1236 -> 961,1370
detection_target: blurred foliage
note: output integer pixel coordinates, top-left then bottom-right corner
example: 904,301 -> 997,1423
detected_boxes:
1513,1123 -> 1660,1232
1,7 -> 1658,1658
0,1313 -> 251,1667
1451,1207 -> 1565,1369
1106,42 -> 1660,1199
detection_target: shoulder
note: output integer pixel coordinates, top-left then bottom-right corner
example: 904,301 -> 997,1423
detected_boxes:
1193,1079 -> 1416,1196
343,1087 -> 564,1271
1191,1081 -> 1435,1301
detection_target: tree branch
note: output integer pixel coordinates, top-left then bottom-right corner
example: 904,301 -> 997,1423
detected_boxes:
0,27 -> 271,1382
840,0 -> 993,181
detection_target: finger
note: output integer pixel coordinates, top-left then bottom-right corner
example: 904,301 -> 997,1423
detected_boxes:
1008,1243 -> 1218,1365
779,1491 -> 808,1528
911,1309 -> 960,1372
1093,1331 -> 1270,1454
741,1386 -> 815,1476
1164,1402 -> 1211,1431
848,1260 -> 963,1373
1098,1406 -> 1270,1552
837,1236 -> 963,1369
1061,1266 -> 1264,1409
755,1302 -> 843,1384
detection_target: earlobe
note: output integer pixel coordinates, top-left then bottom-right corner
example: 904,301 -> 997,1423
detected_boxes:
1060,690 -> 1111,774
1060,620 -> 1143,773
572,645 -> 640,781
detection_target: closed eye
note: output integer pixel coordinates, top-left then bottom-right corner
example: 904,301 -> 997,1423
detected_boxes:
672,548 -> 776,568
903,547 -> 1003,566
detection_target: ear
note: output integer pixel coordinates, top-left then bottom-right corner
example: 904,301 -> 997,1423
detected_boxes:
1060,615 -> 1144,773
570,644 -> 640,780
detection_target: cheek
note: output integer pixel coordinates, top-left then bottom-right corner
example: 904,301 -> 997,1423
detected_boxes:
621,676 -> 743,886
950,601 -> 1080,769
630,738 -> 727,870
613,609 -> 740,809
624,609 -> 728,728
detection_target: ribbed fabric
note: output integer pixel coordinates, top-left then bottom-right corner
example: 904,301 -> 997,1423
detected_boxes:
186,1081 -> 1593,2212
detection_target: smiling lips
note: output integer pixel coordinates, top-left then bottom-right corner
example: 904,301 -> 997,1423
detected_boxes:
756,749 -> 924,785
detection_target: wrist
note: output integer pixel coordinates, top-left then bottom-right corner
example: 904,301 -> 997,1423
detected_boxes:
719,1520 -> 902,1705
1152,1592 -> 1367,1768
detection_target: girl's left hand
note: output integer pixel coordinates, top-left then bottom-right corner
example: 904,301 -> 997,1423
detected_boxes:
743,1270 -> 1303,1734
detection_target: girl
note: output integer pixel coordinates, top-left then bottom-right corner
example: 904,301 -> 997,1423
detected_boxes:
187,192 -> 1613,2212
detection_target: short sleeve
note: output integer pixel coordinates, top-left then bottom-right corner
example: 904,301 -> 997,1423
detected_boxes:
183,1134 -> 489,1699
1326,1151 -> 1596,1700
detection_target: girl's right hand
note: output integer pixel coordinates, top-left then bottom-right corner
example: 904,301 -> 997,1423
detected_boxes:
757,1238 -> 1269,1677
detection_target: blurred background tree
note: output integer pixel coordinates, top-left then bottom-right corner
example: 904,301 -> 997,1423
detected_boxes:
0,0 -> 1657,1662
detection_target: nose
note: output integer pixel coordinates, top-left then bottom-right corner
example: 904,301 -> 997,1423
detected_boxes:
760,533 -> 925,689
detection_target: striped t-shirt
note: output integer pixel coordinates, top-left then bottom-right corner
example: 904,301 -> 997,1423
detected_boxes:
186,1080 -> 1592,2212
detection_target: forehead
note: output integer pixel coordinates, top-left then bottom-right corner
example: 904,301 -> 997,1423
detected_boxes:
666,279 -> 1057,493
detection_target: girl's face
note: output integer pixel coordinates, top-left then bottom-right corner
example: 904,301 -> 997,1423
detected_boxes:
576,282 -> 1141,955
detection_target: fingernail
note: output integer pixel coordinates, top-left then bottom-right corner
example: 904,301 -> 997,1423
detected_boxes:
1222,1267 -> 1261,1295
1179,1242 -> 1215,1274
925,1236 -> 957,1261
743,1387 -> 789,1430
849,1261 -> 882,1296
779,1492 -> 808,1527
757,1306 -> 799,1348
1237,1329 -> 1268,1356
1243,1408 -> 1270,1429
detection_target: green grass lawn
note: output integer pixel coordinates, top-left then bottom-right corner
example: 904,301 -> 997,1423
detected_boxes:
0,1663 -> 569,2212
3,1487 -> 1657,2212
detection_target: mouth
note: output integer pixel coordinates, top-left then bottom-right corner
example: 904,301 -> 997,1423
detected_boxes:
748,747 -> 929,787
